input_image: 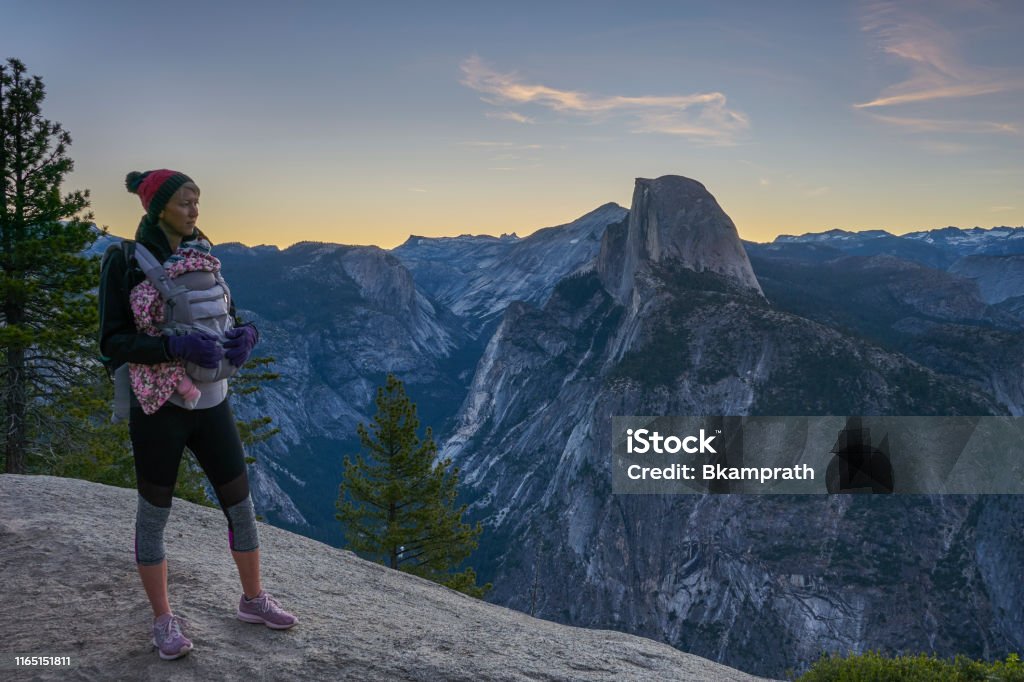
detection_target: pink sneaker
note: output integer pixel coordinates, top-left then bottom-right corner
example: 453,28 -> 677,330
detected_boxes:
152,613 -> 192,660
236,591 -> 297,630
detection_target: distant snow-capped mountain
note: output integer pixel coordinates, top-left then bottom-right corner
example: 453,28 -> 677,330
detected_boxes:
753,224 -> 1024,312
768,225 -> 1024,261
905,225 -> 1024,255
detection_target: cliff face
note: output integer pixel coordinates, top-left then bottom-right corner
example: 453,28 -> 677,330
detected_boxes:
393,202 -> 628,336
949,254 -> 1024,305
597,176 -> 763,304
0,474 -> 774,682
440,261 -> 1013,677
439,177 -> 1023,677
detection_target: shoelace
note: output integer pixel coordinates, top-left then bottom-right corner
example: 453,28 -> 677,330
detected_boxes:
158,614 -> 187,643
254,592 -> 280,614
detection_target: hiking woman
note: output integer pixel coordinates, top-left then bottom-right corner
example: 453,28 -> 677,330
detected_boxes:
98,169 -> 297,660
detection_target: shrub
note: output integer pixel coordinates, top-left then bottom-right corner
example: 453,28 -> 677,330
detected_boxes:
793,651 -> 1023,681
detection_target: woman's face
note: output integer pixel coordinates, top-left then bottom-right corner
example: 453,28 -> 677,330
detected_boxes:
159,183 -> 200,239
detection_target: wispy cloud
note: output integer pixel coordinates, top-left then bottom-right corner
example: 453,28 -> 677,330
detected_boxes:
459,55 -> 749,144
865,113 -> 1019,134
409,188 -> 427,193
486,111 -> 535,124
806,186 -> 830,198
856,1 -> 1024,110
990,205 -> 1016,212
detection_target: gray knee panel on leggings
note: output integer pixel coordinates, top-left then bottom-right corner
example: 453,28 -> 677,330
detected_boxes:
226,494 -> 259,552
135,495 -> 171,565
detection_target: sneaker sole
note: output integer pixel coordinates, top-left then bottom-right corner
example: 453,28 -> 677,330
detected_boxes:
152,637 -> 193,660
236,610 -> 297,629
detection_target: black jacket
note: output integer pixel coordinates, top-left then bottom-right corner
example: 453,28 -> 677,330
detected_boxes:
98,217 -> 234,368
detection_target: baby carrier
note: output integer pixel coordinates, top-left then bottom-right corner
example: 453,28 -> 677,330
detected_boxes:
104,240 -> 238,422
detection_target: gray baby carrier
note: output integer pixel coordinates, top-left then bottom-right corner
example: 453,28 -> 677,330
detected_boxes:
109,241 -> 237,422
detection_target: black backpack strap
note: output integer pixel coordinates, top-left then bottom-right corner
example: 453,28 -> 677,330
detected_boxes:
101,238 -> 136,263
121,239 -> 135,265
99,240 -> 138,378
101,239 -> 141,288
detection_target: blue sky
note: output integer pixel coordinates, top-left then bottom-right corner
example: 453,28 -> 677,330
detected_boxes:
3,0 -> 1022,248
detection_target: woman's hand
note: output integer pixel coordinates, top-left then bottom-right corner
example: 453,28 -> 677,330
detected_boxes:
224,324 -> 259,367
167,332 -> 223,368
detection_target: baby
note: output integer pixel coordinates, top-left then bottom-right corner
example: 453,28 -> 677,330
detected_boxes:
128,237 -> 222,414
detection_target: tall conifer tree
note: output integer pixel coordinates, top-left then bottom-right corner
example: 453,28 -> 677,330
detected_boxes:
337,374 -> 489,597
0,58 -> 98,473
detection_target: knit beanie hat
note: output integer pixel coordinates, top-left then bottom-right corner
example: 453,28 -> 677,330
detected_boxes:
125,169 -> 195,222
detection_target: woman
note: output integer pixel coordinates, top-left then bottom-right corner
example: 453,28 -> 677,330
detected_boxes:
99,169 -> 297,661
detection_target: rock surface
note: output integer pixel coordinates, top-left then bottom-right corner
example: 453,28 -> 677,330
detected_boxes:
597,176 -> 763,303
0,474 -> 775,682
392,202 -> 628,336
949,254 -> 1024,304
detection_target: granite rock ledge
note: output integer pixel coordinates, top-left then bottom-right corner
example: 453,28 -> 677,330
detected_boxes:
0,474 -> 777,681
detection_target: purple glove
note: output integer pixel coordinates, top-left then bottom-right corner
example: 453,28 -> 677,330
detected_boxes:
166,331 -> 223,369
224,324 -> 258,367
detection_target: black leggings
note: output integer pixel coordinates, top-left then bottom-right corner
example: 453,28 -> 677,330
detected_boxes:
130,396 -> 257,564
131,397 -> 249,509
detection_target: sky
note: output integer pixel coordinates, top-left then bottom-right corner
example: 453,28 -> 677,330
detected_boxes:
3,0 -> 1023,249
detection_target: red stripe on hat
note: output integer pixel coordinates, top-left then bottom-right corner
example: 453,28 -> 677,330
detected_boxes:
137,169 -> 179,211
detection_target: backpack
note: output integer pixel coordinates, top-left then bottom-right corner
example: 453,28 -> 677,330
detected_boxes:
101,239 -> 239,422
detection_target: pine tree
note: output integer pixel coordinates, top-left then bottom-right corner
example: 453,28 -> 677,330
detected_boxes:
0,58 -> 99,473
337,373 -> 490,597
232,353 -> 281,458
